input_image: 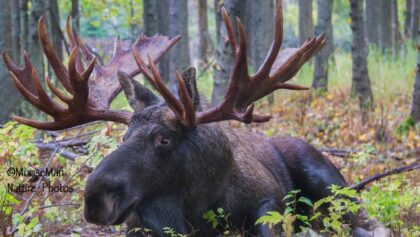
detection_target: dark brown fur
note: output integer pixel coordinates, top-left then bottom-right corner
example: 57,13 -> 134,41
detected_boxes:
84,72 -> 362,237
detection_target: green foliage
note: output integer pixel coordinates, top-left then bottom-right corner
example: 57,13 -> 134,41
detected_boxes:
362,178 -> 420,236
256,186 -> 361,236
396,117 -> 416,135
59,0 -> 143,38
202,207 -> 235,236
163,227 -> 189,237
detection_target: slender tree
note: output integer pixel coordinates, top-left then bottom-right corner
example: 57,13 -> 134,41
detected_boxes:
143,0 -> 158,36
156,0 -> 170,83
411,26 -> 420,122
29,0 -> 47,80
298,0 -> 313,45
365,0 -> 381,46
391,0 -> 401,57
404,0 -> 413,38
168,0 -> 191,92
312,0 -> 334,91
349,0 -> 373,118
411,0 -> 419,43
71,0 -> 80,32
10,1 -> 21,62
48,0 -> 62,61
0,1 -> 20,122
212,0 -> 246,105
20,0 -> 29,51
380,0 -> 393,52
197,0 -> 209,66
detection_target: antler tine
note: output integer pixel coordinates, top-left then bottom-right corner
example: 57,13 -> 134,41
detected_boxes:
175,71 -> 196,127
31,68 -> 65,116
67,47 -> 96,108
255,0 -> 284,78
221,7 -> 238,55
10,114 -> 60,130
39,17 -> 73,93
3,51 -> 36,92
224,17 -> 249,106
132,47 -> 197,127
193,0 -> 324,126
131,46 -> 158,88
147,55 -> 184,117
45,76 -> 72,103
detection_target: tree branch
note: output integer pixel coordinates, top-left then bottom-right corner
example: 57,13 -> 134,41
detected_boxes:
351,161 -> 420,191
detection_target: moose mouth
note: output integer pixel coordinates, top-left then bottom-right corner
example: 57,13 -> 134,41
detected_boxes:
84,195 -> 140,226
107,199 -> 139,225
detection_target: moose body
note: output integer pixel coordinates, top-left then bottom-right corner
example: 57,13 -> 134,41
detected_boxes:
84,103 -> 348,237
3,0 -> 389,236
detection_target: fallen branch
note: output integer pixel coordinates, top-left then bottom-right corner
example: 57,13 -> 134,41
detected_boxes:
36,143 -> 80,161
351,161 -> 420,191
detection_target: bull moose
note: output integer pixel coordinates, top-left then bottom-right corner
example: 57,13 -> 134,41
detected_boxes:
2,0 -> 389,236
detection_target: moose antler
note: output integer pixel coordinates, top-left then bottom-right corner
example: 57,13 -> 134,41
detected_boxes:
133,0 -> 325,127
3,17 -> 180,130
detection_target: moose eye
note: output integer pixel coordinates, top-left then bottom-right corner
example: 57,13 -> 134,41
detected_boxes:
159,138 -> 170,146
154,134 -> 172,150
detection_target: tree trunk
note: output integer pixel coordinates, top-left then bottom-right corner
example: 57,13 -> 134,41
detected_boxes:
47,0 -> 62,61
365,0 -> 380,46
0,1 -> 20,123
350,0 -> 373,117
380,0 -> 393,53
211,0 -> 246,105
11,0 -> 21,62
29,0 -> 46,81
71,0 -> 79,32
312,0 -> 334,91
156,0 -> 170,83
168,0 -> 191,92
249,0 -> 274,104
411,0 -> 419,43
411,27 -> 420,122
143,0 -> 158,36
20,0 -> 29,51
391,0 -> 401,57
405,0 -> 413,38
197,0 -> 209,67
298,0 -> 313,45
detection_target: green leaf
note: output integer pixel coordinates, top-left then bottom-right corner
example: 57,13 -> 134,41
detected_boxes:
298,197 -> 313,207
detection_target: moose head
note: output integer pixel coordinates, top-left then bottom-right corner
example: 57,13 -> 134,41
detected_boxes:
3,0 -> 389,236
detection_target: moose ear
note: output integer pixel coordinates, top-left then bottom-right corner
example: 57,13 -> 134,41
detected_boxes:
117,71 -> 159,112
181,67 -> 202,111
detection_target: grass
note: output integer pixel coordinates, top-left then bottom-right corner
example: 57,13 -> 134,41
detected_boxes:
294,45 -> 416,103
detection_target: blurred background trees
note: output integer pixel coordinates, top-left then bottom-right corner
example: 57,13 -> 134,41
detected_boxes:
0,0 -> 419,127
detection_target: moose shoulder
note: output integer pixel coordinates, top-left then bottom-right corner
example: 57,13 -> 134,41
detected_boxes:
3,0 -> 389,236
